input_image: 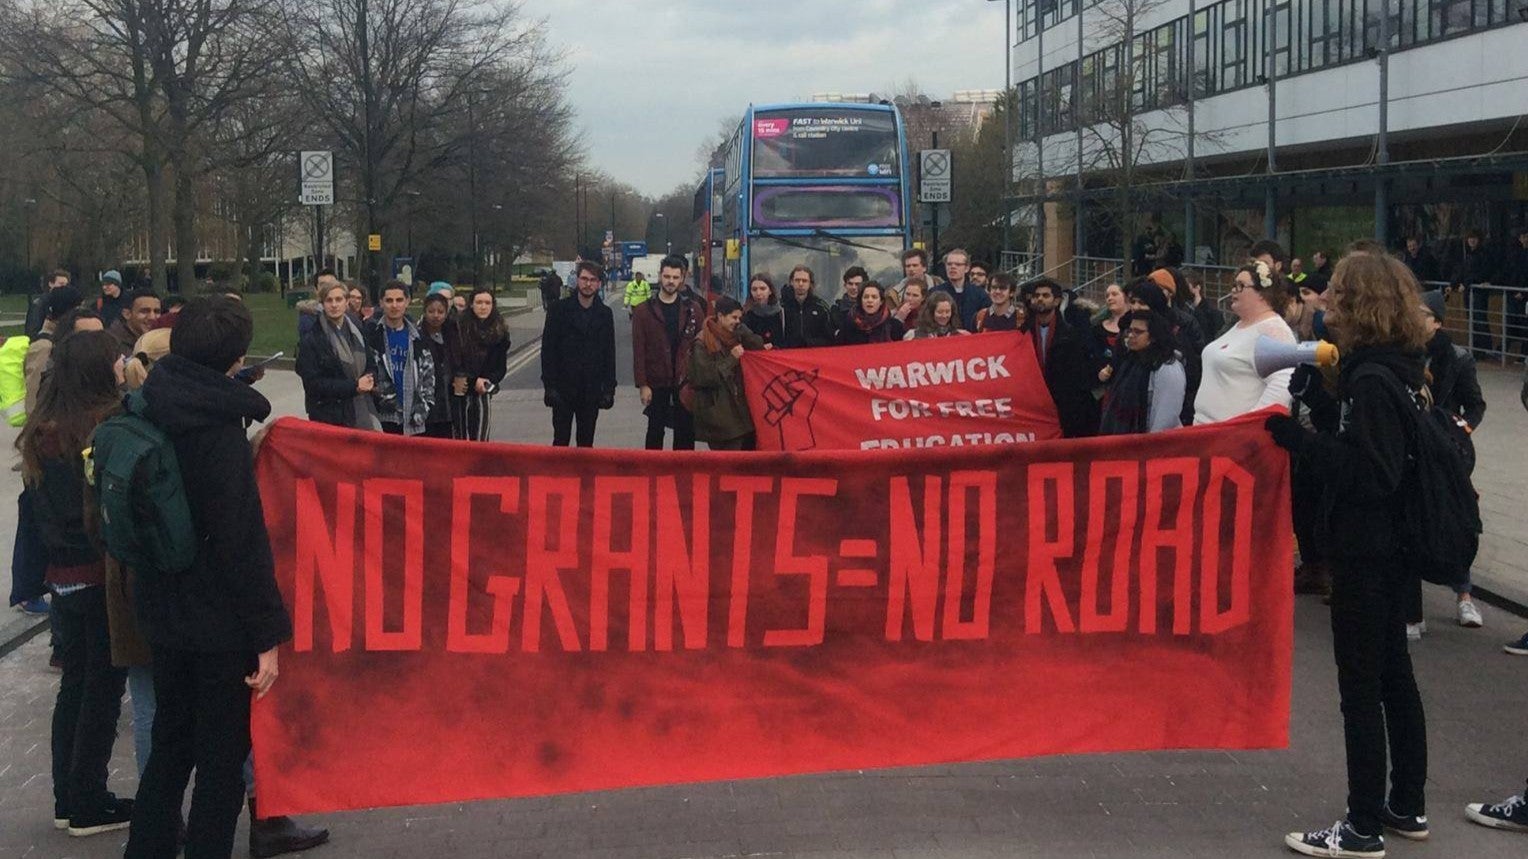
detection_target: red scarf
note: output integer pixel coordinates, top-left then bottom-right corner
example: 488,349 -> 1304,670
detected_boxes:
852,303 -> 890,333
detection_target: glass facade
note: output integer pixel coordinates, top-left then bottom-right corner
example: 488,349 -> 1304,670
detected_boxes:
1013,0 -> 1522,141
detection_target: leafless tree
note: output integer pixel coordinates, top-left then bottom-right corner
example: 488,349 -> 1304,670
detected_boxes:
277,0 -> 573,287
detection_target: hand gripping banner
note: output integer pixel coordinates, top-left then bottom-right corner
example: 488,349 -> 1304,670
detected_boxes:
251,412 -> 1293,816
739,332 -> 1062,451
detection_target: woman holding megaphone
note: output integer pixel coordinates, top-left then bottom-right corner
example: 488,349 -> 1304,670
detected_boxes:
1265,250 -> 1433,859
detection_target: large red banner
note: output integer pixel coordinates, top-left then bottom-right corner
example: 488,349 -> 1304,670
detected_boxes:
251,412 -> 1293,817
739,331 -> 1062,451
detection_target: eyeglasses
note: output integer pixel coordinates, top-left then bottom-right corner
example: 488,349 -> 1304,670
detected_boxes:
1123,328 -> 1149,338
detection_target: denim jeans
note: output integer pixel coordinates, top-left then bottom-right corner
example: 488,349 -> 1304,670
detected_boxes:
51,586 -> 128,816
1330,558 -> 1428,835
127,665 -> 155,779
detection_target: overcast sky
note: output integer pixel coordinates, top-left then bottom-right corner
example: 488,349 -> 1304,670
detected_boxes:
529,0 -> 1006,199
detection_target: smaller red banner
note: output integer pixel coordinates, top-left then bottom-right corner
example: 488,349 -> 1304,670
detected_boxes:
740,332 -> 1062,452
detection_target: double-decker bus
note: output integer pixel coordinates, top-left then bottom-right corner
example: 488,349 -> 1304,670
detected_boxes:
691,167 -> 725,294
714,102 -> 912,301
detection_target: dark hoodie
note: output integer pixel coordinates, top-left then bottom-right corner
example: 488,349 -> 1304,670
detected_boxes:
137,354 -> 292,654
1295,346 -> 1426,562
1426,331 -> 1485,429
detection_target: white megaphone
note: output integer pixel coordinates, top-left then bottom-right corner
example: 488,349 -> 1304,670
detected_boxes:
1253,336 -> 1340,378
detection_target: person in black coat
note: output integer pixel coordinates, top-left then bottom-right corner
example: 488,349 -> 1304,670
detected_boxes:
541,261 -> 617,447
835,282 -> 904,345
1400,236 -> 1440,284
779,266 -> 834,348
417,292 -> 457,438
127,297 -> 293,859
295,282 -> 379,429
1505,225 -> 1528,356
742,274 -> 785,348
1449,230 -> 1497,354
1022,278 -> 1098,438
1267,251 -> 1430,858
447,288 -> 511,441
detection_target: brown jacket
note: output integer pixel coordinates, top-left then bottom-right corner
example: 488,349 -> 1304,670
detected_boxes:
631,293 -> 704,390
105,558 -> 153,667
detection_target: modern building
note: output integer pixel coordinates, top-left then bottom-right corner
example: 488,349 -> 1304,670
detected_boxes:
1003,0 -> 1528,268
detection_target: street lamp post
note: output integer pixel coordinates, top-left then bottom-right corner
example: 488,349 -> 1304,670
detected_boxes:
985,0 -> 1013,263
654,213 -> 670,254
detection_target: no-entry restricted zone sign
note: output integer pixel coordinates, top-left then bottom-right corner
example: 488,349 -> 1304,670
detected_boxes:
250,413 -> 1294,817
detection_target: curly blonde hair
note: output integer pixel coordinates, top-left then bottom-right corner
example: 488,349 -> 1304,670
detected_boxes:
1324,251 -> 1429,353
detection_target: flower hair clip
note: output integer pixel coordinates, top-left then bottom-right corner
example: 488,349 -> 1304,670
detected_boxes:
1251,259 -> 1274,289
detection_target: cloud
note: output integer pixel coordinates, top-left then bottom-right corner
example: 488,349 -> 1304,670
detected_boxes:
529,0 -> 1006,197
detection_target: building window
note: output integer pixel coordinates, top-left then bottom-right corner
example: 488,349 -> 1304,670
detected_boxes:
1221,0 -> 1249,91
1040,62 -> 1077,136
1193,8 -> 1215,96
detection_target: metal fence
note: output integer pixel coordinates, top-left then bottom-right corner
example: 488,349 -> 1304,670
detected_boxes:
1418,282 -> 1528,365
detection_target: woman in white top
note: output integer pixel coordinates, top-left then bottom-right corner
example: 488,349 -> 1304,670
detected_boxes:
1192,260 -> 1297,424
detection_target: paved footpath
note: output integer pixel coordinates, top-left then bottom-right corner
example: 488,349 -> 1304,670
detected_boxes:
2,317 -> 1527,858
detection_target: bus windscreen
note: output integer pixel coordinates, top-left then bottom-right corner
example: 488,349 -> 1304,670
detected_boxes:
751,109 -> 899,179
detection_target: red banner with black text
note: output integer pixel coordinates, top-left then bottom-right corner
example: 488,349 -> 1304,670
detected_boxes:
739,331 -> 1062,451
251,413 -> 1293,817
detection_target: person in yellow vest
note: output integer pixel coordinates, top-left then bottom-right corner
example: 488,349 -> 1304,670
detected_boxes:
623,270 -> 651,317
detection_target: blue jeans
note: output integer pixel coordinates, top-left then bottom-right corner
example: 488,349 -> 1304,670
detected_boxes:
127,666 -> 155,779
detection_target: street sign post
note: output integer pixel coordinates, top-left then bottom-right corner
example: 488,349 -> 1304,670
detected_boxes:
918,149 -> 952,204
299,151 -> 334,206
919,148 -> 953,262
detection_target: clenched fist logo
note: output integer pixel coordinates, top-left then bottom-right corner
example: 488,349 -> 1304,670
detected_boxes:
761,368 -> 821,451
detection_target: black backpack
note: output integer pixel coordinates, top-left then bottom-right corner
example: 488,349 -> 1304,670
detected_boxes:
1350,364 -> 1480,587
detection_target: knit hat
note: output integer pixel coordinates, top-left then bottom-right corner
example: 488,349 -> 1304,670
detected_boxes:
1420,290 -> 1446,322
427,281 -> 453,297
1147,268 -> 1177,297
1300,277 -> 1328,296
44,286 -> 84,321
101,270 -> 123,286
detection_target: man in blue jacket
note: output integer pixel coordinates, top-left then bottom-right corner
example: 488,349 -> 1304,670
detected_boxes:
933,248 -> 990,332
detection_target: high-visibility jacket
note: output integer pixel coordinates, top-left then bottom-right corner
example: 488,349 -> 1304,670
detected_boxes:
0,335 -> 32,426
624,277 -> 651,308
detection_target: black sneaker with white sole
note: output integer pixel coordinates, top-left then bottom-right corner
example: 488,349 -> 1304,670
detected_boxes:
68,796 -> 134,837
1466,793 -> 1528,832
1284,819 -> 1385,858
1379,806 -> 1429,840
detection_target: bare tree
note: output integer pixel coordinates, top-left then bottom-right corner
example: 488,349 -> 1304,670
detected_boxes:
277,0 -> 570,288
149,0 -> 288,291
2,0 -> 175,288
1073,0 -> 1215,262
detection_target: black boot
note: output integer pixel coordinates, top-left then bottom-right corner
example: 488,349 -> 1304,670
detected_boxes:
248,796 -> 330,858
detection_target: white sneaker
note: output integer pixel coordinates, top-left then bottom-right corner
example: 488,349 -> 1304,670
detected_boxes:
1457,599 -> 1484,628
1406,622 -> 1425,641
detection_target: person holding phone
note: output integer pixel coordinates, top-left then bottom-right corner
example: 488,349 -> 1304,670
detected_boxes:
446,287 -> 510,441
295,281 -> 380,430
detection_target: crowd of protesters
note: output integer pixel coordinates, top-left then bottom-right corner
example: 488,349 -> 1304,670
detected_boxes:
8,275 -> 327,858
7,233 -> 1528,859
